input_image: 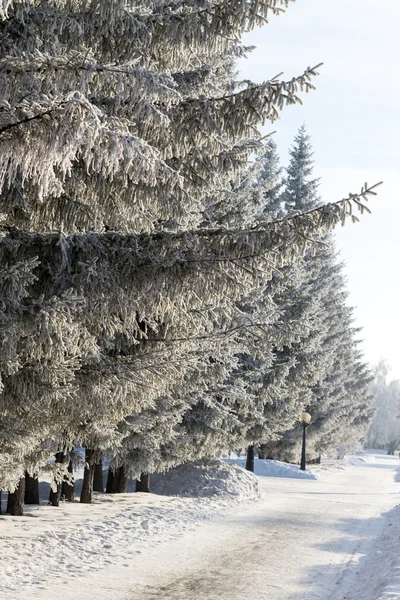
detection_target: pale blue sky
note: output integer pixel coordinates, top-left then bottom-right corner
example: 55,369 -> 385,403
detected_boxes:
238,0 -> 400,379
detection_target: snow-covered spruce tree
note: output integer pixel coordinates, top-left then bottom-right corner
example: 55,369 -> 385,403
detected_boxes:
116,138 -> 328,476
260,127 -> 373,462
187,140 -> 305,463
365,361 -> 400,450
257,139 -> 286,220
201,137 -> 284,229
151,138 -> 336,472
77,76 -> 307,492
256,128 -> 329,461
280,124 -> 320,213
161,140 -> 288,464
0,1 -> 378,509
299,259 -> 373,460
232,139 -> 315,464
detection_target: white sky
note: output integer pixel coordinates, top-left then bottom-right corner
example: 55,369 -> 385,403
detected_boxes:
238,0 -> 400,380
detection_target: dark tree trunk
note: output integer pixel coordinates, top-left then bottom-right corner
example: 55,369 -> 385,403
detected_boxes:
24,472 -> 39,504
61,459 -> 75,502
80,448 -> 95,504
245,445 -> 255,473
93,460 -> 104,493
136,473 -> 150,492
258,446 -> 267,460
116,465 -> 128,493
7,477 -> 25,516
308,456 -> 321,465
106,467 -> 118,493
105,466 -> 127,493
49,452 -> 66,507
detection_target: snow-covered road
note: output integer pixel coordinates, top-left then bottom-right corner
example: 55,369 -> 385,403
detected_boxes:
125,453 -> 400,600
12,453 -> 400,600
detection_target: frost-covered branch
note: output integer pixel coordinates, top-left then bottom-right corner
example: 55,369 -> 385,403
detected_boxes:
1,1 -> 295,68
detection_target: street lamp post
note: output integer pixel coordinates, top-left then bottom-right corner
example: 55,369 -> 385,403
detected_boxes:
299,412 -> 312,471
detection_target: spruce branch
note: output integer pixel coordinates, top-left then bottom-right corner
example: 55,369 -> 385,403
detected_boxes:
181,64 -> 323,113
0,107 -> 58,135
0,184 -> 381,277
143,181 -> 382,246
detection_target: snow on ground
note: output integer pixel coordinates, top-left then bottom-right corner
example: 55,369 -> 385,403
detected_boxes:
0,459 -> 259,599
341,503 -> 400,600
111,452 -> 400,600
223,450 -> 379,481
2,452 -> 400,600
344,451 -> 378,465
224,457 -> 319,479
152,458 -> 260,498
337,451 -> 400,600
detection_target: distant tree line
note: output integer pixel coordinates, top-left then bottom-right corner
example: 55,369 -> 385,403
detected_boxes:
365,361 -> 400,451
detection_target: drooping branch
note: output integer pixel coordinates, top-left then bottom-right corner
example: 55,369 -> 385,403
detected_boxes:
153,65 -> 323,159
182,64 -> 322,109
0,94 -> 182,204
0,182 -> 381,303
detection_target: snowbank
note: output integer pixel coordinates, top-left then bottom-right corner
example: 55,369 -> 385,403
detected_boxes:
224,457 -> 319,480
0,459 -> 259,599
344,451 -> 377,465
152,458 -> 260,498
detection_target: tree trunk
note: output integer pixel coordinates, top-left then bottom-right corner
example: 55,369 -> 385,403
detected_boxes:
80,448 -> 95,504
258,445 -> 267,460
308,455 -> 321,465
61,459 -> 75,502
49,452 -> 66,507
106,467 -> 118,493
245,444 -> 255,473
105,466 -> 127,493
24,472 -> 39,504
93,460 -> 104,493
7,477 -> 25,516
116,466 -> 128,493
136,473 -> 150,492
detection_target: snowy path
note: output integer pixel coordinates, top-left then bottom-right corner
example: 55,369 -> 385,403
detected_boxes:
121,454 -> 400,600
9,453 -> 400,600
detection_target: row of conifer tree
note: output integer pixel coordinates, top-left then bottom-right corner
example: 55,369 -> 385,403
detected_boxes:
0,0 -> 374,515
2,127 -> 373,515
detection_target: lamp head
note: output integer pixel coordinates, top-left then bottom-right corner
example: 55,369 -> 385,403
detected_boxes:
299,411 -> 311,425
